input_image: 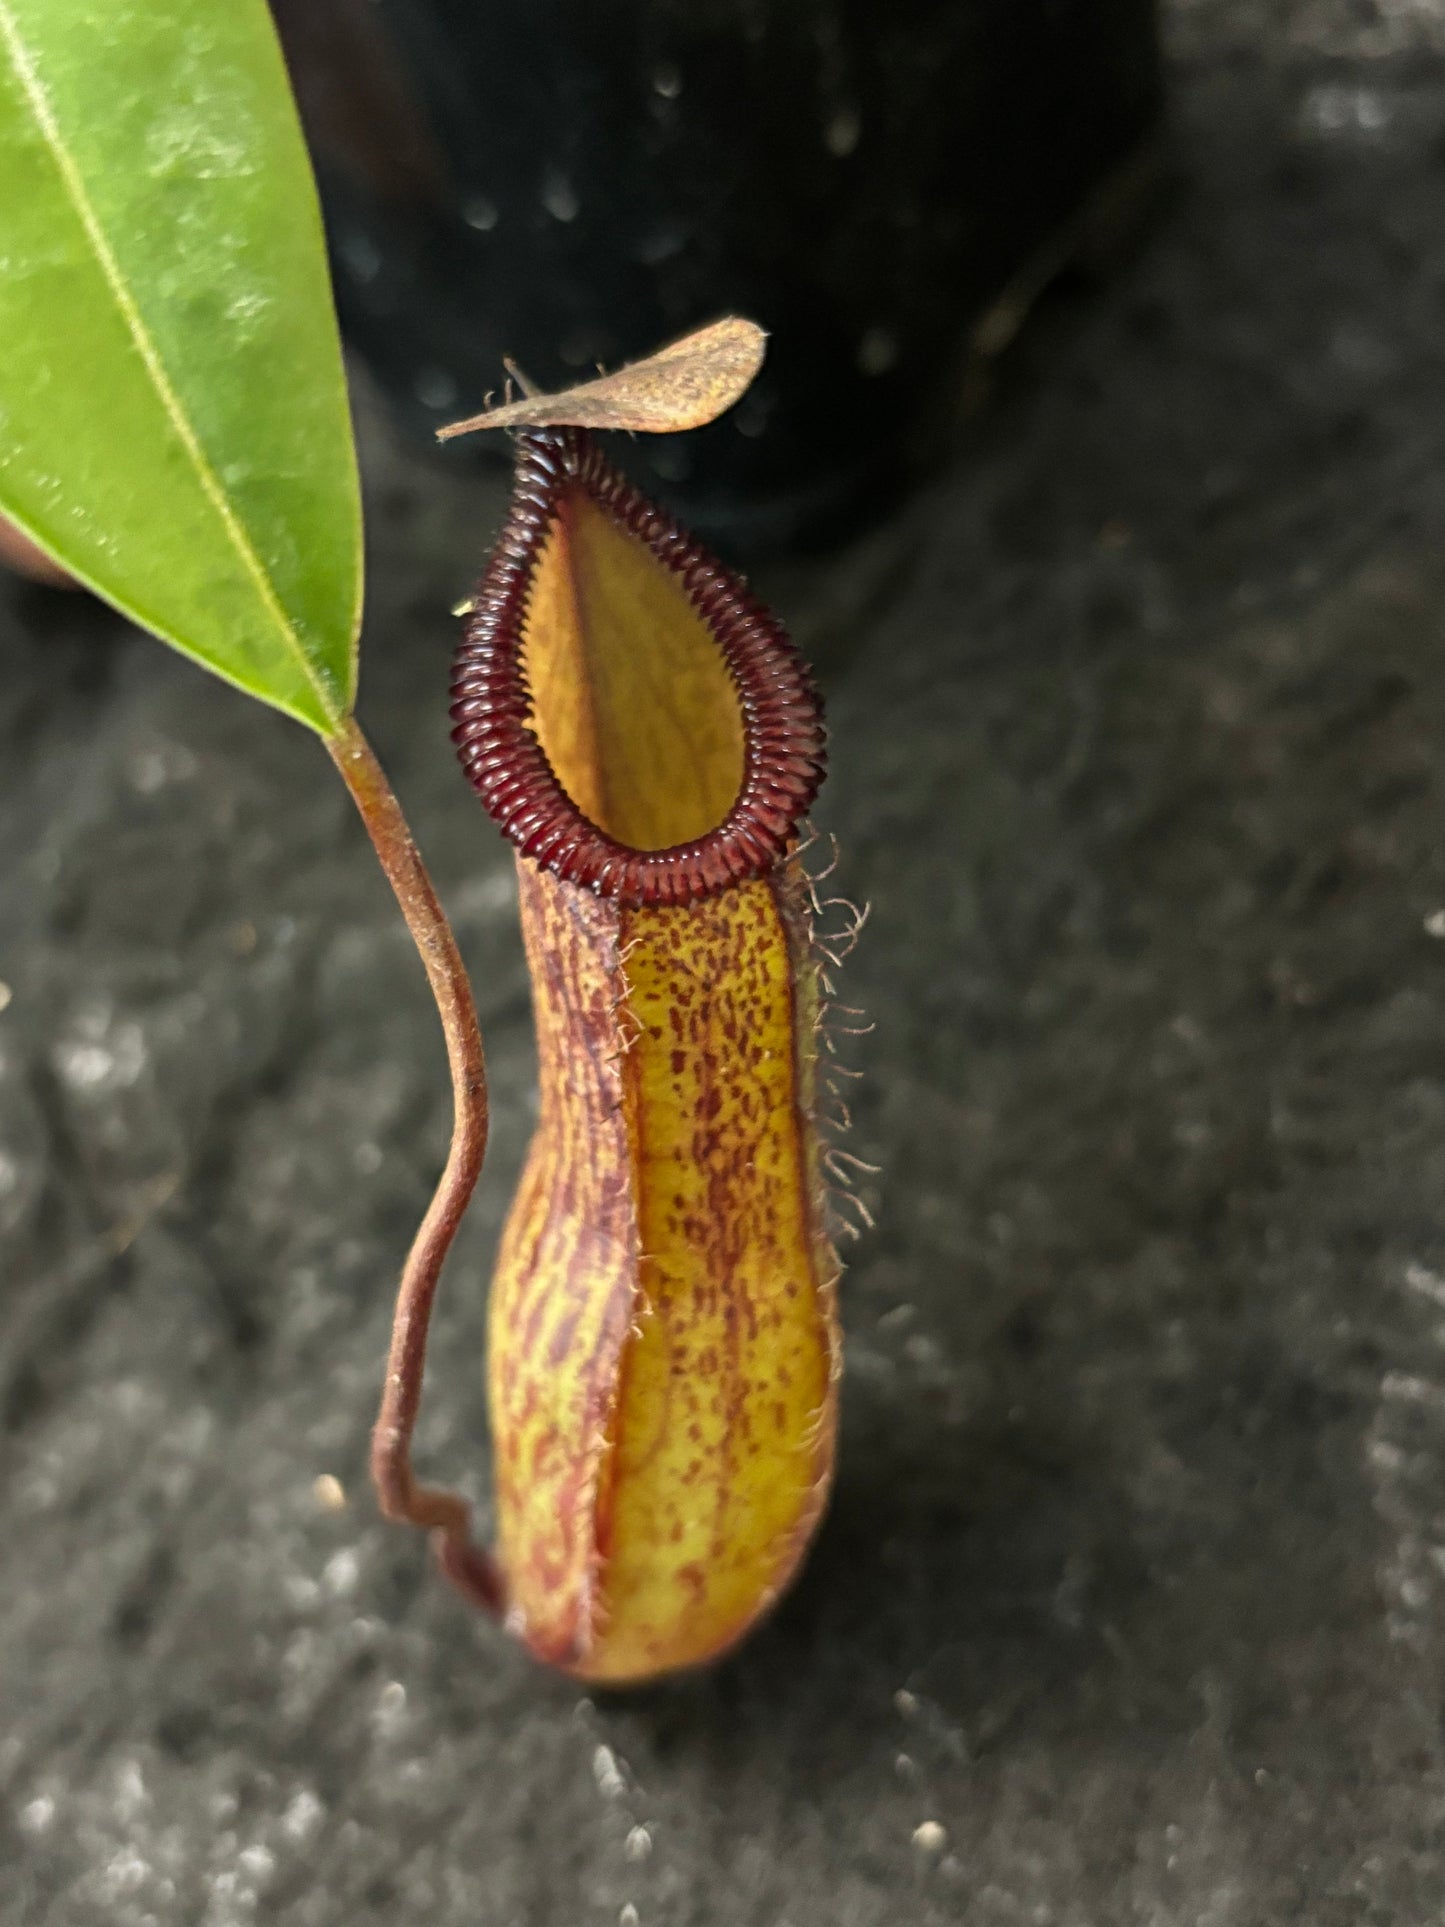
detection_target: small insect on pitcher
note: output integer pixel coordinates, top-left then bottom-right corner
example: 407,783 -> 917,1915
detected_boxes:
374,322 -> 869,1683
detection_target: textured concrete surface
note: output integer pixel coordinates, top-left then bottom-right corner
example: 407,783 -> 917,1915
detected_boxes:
6,5 -> 1445,1922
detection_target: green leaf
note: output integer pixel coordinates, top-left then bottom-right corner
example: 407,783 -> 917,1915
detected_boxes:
0,1 -> 361,734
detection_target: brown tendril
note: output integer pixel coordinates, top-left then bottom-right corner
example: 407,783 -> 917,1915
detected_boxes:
326,718 -> 503,1618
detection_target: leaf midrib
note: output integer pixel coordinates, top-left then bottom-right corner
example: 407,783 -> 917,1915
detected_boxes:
0,2 -> 341,730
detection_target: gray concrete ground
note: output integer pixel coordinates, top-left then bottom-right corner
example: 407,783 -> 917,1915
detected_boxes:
6,4 -> 1445,1922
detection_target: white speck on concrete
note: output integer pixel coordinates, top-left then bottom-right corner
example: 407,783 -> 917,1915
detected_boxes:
18,1793 -> 55,1835
593,1744 -> 627,1800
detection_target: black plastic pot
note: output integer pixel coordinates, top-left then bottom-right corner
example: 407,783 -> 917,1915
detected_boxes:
274,0 -> 1162,551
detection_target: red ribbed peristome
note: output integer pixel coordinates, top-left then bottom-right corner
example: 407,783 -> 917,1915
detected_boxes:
450,429 -> 826,908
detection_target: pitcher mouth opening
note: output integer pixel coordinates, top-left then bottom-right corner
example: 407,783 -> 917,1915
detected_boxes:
450,428 -> 826,909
